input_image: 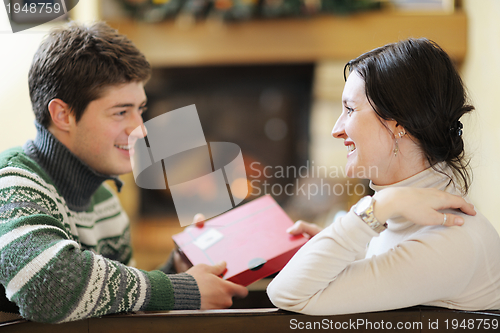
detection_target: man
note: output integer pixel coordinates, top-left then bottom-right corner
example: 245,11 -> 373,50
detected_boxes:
0,21 -> 247,323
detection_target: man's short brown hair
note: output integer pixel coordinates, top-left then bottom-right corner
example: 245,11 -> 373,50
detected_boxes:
29,21 -> 151,128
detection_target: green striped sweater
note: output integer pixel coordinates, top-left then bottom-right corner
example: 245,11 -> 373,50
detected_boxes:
0,126 -> 200,323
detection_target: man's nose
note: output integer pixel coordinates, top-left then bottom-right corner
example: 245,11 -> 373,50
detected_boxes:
127,113 -> 147,139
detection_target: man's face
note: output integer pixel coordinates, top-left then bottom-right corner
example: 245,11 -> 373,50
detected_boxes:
67,81 -> 147,176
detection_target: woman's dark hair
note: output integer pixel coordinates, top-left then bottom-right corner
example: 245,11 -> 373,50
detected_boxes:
29,21 -> 151,128
344,38 -> 474,193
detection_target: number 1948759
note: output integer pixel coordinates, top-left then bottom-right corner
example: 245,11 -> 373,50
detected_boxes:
6,2 -> 61,14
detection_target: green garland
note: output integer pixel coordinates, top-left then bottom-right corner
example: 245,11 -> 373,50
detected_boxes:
117,0 -> 381,22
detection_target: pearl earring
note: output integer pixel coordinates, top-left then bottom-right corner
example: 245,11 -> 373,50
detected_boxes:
394,131 -> 406,156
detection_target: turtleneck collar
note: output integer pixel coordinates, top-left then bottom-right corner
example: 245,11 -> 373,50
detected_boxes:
23,122 -> 123,212
368,163 -> 459,231
369,163 -> 456,193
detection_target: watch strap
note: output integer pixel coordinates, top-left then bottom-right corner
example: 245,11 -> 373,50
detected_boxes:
355,196 -> 387,233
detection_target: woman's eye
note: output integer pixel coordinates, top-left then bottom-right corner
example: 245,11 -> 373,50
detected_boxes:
116,111 -> 126,116
346,107 -> 354,116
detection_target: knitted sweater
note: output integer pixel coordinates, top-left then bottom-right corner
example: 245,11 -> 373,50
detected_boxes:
0,124 -> 200,323
267,165 -> 500,315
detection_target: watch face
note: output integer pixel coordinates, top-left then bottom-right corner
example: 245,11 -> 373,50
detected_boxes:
355,196 -> 372,215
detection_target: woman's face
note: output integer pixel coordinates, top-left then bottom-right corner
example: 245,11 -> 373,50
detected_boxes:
332,72 -> 399,184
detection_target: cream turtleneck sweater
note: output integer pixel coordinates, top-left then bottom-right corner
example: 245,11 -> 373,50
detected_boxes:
267,166 -> 500,315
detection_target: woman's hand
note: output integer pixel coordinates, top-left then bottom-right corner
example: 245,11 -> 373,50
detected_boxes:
372,187 -> 476,227
287,220 -> 323,238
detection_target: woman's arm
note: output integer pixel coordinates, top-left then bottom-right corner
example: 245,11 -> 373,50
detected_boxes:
267,188 -> 476,315
373,187 -> 475,227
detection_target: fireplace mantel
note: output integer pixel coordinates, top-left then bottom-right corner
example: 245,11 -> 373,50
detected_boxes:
107,10 -> 467,67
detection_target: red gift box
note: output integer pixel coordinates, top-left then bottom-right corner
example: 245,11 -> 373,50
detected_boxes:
172,195 -> 308,286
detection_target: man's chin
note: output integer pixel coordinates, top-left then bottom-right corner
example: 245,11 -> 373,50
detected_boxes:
114,166 -> 133,176
95,164 -> 133,177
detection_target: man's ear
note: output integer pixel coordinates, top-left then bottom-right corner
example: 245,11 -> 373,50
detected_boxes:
48,99 -> 74,132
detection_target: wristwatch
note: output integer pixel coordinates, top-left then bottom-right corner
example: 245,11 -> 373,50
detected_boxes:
353,196 -> 387,233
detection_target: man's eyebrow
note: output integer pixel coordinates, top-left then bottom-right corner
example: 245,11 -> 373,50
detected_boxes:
110,103 -> 134,108
108,100 -> 147,109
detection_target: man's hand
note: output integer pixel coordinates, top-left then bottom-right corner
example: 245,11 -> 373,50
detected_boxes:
173,250 -> 193,273
187,262 -> 249,309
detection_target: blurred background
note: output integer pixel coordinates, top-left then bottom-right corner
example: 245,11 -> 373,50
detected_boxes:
0,0 -> 498,270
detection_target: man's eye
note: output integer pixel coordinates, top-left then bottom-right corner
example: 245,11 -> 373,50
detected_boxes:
116,111 -> 126,116
139,106 -> 148,114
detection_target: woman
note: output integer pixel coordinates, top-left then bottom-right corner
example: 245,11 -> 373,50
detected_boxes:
266,38 -> 500,315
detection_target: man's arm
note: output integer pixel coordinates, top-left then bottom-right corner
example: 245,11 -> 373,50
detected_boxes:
0,178 -> 243,323
0,211 -> 198,323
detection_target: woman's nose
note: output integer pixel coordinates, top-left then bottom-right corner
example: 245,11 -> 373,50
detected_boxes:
331,115 -> 346,139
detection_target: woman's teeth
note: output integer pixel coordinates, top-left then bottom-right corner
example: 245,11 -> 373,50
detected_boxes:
115,145 -> 130,151
347,144 -> 356,153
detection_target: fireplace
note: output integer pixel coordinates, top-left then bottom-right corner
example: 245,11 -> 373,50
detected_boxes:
140,63 -> 315,218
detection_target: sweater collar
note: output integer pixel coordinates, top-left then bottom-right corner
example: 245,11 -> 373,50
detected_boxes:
368,163 -> 458,231
369,163 -> 455,193
23,122 -> 123,212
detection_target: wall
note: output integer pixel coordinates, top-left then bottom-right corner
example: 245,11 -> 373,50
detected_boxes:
0,0 -> 99,153
461,0 -> 500,232
0,13 -> 40,151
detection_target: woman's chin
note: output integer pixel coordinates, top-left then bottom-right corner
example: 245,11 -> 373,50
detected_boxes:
344,164 -> 357,179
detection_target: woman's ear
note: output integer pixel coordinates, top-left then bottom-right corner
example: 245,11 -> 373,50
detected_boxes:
386,119 -> 403,138
396,124 -> 407,138
47,99 -> 73,132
